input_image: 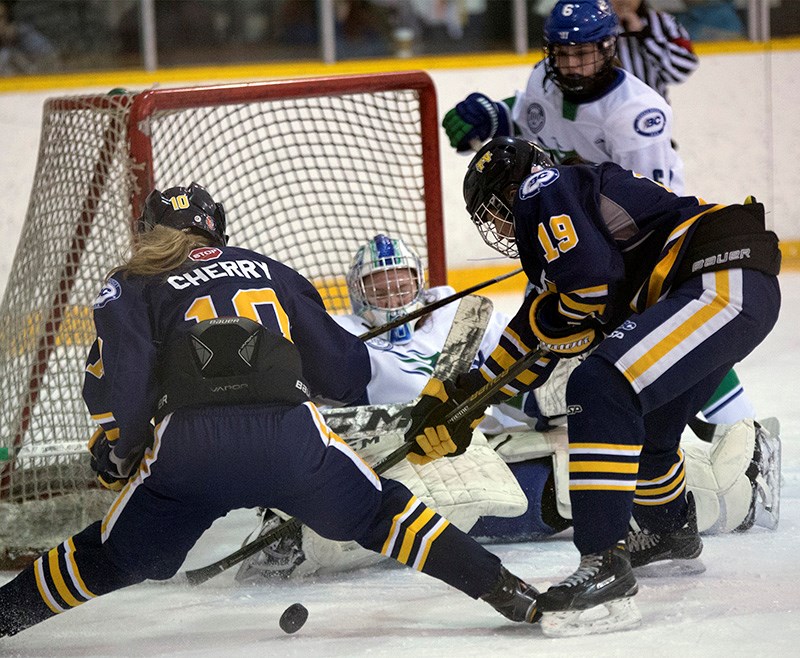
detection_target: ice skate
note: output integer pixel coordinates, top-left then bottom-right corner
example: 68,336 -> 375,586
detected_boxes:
751,418 -> 781,530
628,492 -> 704,576
538,542 -> 641,637
481,567 -> 541,623
234,509 -> 305,584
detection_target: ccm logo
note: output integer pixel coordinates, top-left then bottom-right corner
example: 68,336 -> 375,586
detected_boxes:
189,247 -> 222,261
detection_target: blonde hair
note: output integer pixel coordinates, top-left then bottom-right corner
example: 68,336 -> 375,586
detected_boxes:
111,225 -> 212,278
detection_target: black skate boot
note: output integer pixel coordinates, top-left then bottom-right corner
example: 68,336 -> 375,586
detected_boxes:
234,509 -> 305,584
628,492 -> 703,573
481,567 -> 540,623
538,542 -> 641,637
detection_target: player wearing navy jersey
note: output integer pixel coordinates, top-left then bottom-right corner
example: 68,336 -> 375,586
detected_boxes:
445,0 -> 760,425
237,232 -> 780,585
407,137 -> 781,635
0,183 -> 542,638
443,0 -> 684,192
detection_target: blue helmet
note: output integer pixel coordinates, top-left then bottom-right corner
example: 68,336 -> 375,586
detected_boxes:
544,0 -> 620,98
347,234 -> 425,345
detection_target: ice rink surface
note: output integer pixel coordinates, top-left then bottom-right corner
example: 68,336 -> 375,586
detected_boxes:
2,273 -> 799,658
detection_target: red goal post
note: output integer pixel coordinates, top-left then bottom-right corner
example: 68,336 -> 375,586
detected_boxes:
0,71 -> 445,567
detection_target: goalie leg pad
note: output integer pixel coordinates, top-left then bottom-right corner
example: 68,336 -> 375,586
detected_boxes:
488,427 -> 572,521
532,356 -> 583,418
234,510 -> 307,584
289,431 -> 529,579
470,458 -> 568,543
684,419 -> 756,534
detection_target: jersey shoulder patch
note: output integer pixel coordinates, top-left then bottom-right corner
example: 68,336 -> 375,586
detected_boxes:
519,168 -> 560,200
93,278 -> 122,309
633,107 -> 667,137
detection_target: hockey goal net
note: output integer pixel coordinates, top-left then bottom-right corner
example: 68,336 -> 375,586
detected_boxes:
0,71 -> 444,567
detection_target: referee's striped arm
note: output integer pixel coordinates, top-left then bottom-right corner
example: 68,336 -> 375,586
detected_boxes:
617,8 -> 699,99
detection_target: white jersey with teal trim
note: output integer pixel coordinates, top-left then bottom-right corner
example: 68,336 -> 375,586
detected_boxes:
333,286 -> 509,405
511,62 -> 685,194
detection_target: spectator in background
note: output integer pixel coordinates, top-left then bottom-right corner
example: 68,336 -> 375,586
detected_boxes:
677,0 -> 745,42
611,0 -> 699,103
0,0 -> 58,76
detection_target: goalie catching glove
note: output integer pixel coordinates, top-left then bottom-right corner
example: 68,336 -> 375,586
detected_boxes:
404,377 -> 488,465
529,290 -> 602,358
88,427 -> 150,491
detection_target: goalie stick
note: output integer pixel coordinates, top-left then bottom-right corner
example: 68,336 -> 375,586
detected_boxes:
184,302 -> 548,586
687,416 -> 715,443
358,267 -> 523,341
323,291 -> 497,453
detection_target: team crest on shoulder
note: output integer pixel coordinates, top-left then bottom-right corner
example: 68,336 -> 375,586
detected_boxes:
519,168 -> 559,199
189,247 -> 222,261
526,103 -> 546,133
93,278 -> 121,309
365,336 -> 393,351
634,108 -> 666,137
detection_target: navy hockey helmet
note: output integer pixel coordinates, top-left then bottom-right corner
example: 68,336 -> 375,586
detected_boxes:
138,182 -> 228,247
544,0 -> 620,99
463,137 -> 554,259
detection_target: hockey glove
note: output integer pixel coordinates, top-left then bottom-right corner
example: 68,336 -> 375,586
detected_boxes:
442,93 -> 511,153
88,427 -> 147,491
404,377 -> 487,465
529,290 -> 601,358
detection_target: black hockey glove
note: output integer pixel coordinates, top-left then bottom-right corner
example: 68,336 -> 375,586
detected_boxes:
404,377 -> 487,465
88,427 -> 149,491
529,291 -> 602,358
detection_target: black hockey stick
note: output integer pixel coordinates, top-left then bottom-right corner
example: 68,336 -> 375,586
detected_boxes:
687,415 -> 780,444
687,416 -> 715,443
184,344 -> 548,586
358,267 -> 524,341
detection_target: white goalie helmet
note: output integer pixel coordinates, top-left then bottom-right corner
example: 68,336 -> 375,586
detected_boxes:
347,234 -> 425,344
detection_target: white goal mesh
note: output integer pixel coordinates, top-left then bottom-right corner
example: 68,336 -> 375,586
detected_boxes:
0,71 -> 444,567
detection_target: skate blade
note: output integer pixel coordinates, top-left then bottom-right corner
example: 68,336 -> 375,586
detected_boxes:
634,558 -> 706,578
540,597 -> 642,637
755,505 -> 779,530
754,427 -> 781,530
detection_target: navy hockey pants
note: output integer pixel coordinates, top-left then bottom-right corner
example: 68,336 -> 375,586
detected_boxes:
564,268 -> 780,555
0,402 -> 501,634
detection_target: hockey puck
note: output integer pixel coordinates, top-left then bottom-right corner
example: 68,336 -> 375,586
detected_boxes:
279,603 -> 308,634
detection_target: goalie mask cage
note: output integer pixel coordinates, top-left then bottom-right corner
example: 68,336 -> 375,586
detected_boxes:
0,70 -> 445,567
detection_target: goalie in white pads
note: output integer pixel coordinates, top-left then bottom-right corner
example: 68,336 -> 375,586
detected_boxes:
235,234 -> 530,583
235,234 -> 781,588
